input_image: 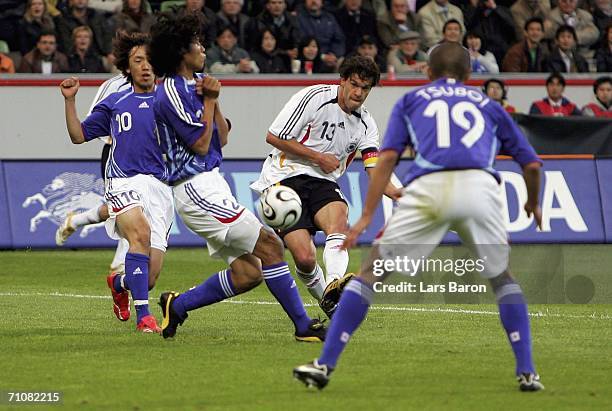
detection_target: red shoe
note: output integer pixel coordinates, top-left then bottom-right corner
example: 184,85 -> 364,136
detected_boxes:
106,273 -> 130,321
136,315 -> 161,333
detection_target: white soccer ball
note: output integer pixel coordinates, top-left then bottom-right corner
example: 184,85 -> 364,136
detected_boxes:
257,186 -> 302,231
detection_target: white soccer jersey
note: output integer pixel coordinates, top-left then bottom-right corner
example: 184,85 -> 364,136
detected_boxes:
88,74 -> 131,144
251,84 -> 380,193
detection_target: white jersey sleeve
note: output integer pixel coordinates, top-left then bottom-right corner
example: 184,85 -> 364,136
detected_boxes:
88,75 -> 131,144
269,85 -> 333,140
357,107 -> 380,151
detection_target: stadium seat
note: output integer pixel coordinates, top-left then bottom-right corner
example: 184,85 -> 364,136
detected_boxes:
160,0 -> 185,12
0,40 -> 9,54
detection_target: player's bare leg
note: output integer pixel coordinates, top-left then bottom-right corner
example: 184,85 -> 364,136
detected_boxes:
56,203 -> 108,246
284,229 -> 326,302
107,207 -> 160,333
147,248 -> 166,290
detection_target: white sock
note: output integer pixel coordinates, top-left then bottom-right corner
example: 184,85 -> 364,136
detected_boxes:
110,238 -> 130,273
71,206 -> 103,227
323,233 -> 349,282
295,264 -> 326,301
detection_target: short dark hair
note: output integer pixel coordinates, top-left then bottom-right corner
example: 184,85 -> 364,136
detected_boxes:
524,17 -> 544,32
37,29 -> 56,42
594,76 -> 612,94
338,55 -> 380,87
428,41 -> 471,81
546,72 -> 566,87
113,31 -> 150,82
149,13 -> 202,77
483,78 -> 507,100
463,30 -> 488,52
442,18 -> 462,34
216,24 -> 238,39
555,24 -> 578,42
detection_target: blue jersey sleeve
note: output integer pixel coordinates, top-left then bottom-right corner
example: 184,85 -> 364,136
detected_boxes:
380,98 -> 412,155
81,95 -> 113,141
160,80 -> 206,148
493,103 -> 541,166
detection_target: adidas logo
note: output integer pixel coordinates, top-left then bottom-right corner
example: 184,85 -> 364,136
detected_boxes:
138,101 -> 150,109
291,280 -> 297,289
338,121 -> 345,129
133,267 -> 143,275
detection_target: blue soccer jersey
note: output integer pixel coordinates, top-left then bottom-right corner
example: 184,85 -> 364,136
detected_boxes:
154,74 -> 222,184
381,77 -> 540,186
81,88 -> 167,181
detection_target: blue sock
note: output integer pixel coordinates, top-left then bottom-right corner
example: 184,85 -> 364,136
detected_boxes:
124,252 -> 150,324
318,277 -> 372,369
262,262 -> 310,334
112,274 -> 129,293
496,283 -> 535,375
173,269 -> 236,319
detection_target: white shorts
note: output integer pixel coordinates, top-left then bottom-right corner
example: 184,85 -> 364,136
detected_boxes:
173,168 -> 262,264
377,170 -> 509,278
105,174 -> 174,252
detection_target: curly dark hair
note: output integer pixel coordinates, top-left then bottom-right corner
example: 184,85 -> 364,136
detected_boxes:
113,31 -> 150,82
149,12 -> 202,77
338,55 -> 380,87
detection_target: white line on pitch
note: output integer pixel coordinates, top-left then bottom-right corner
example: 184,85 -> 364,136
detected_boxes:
0,292 -> 610,320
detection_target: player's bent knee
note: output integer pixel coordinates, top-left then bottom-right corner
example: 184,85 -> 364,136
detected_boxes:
489,269 -> 514,291
293,251 -> 316,272
254,229 -> 284,264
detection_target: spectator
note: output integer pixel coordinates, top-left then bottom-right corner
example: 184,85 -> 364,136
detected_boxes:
464,30 -> 500,73
546,25 -> 589,72
529,73 -> 581,116
0,1 -> 25,52
387,30 -> 427,72
464,0 -> 517,63
216,0 -> 250,49
45,0 -> 63,17
250,28 -> 291,72
582,76 -> 612,117
544,0 -> 599,58
17,0 -> 56,55
297,36 -> 332,73
510,0 -> 551,40
112,0 -> 156,34
440,18 -> 488,72
18,30 -> 69,73
483,78 -> 516,113
206,25 -> 259,73
55,0 -> 112,62
417,0 -> 464,49
350,34 -> 386,72
377,0 -> 420,48
0,51 -> 15,72
67,25 -> 106,72
335,0 -> 380,54
502,17 -> 549,71
591,0 -> 611,45
297,0 -> 345,71
174,0 -> 217,48
244,0 -> 300,59
595,23 -> 612,71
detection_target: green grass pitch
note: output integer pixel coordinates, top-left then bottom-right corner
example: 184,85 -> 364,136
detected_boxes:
1,246 -> 611,410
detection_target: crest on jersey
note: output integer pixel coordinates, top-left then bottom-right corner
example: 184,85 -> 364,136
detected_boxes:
22,172 -> 105,235
346,142 -> 357,153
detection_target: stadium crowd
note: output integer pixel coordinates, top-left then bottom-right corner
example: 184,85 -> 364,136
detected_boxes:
0,0 -> 610,75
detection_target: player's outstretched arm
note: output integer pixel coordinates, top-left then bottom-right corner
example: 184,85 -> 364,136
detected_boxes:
191,76 -> 220,155
265,132 -> 340,173
522,161 -> 543,229
366,168 -> 403,200
60,77 -> 85,144
344,149 -> 399,249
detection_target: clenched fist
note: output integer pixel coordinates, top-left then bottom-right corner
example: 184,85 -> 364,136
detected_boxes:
60,77 -> 80,99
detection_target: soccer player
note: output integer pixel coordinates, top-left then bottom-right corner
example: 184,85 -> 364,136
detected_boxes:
251,55 -> 401,318
294,42 -> 545,392
60,32 -> 174,333
149,14 -> 325,342
55,73 -> 131,275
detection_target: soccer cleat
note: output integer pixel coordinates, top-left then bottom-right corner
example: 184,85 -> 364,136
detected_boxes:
106,273 -> 130,321
55,211 -> 76,246
293,359 -> 332,390
320,272 -> 355,318
136,314 -> 161,333
518,373 -> 545,392
294,318 -> 327,342
108,263 -> 125,275
159,292 -> 187,339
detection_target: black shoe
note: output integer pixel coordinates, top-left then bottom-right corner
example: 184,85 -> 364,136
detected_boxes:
158,292 -> 186,339
518,373 -> 545,391
320,273 -> 355,318
293,360 -> 333,390
294,318 -> 327,342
